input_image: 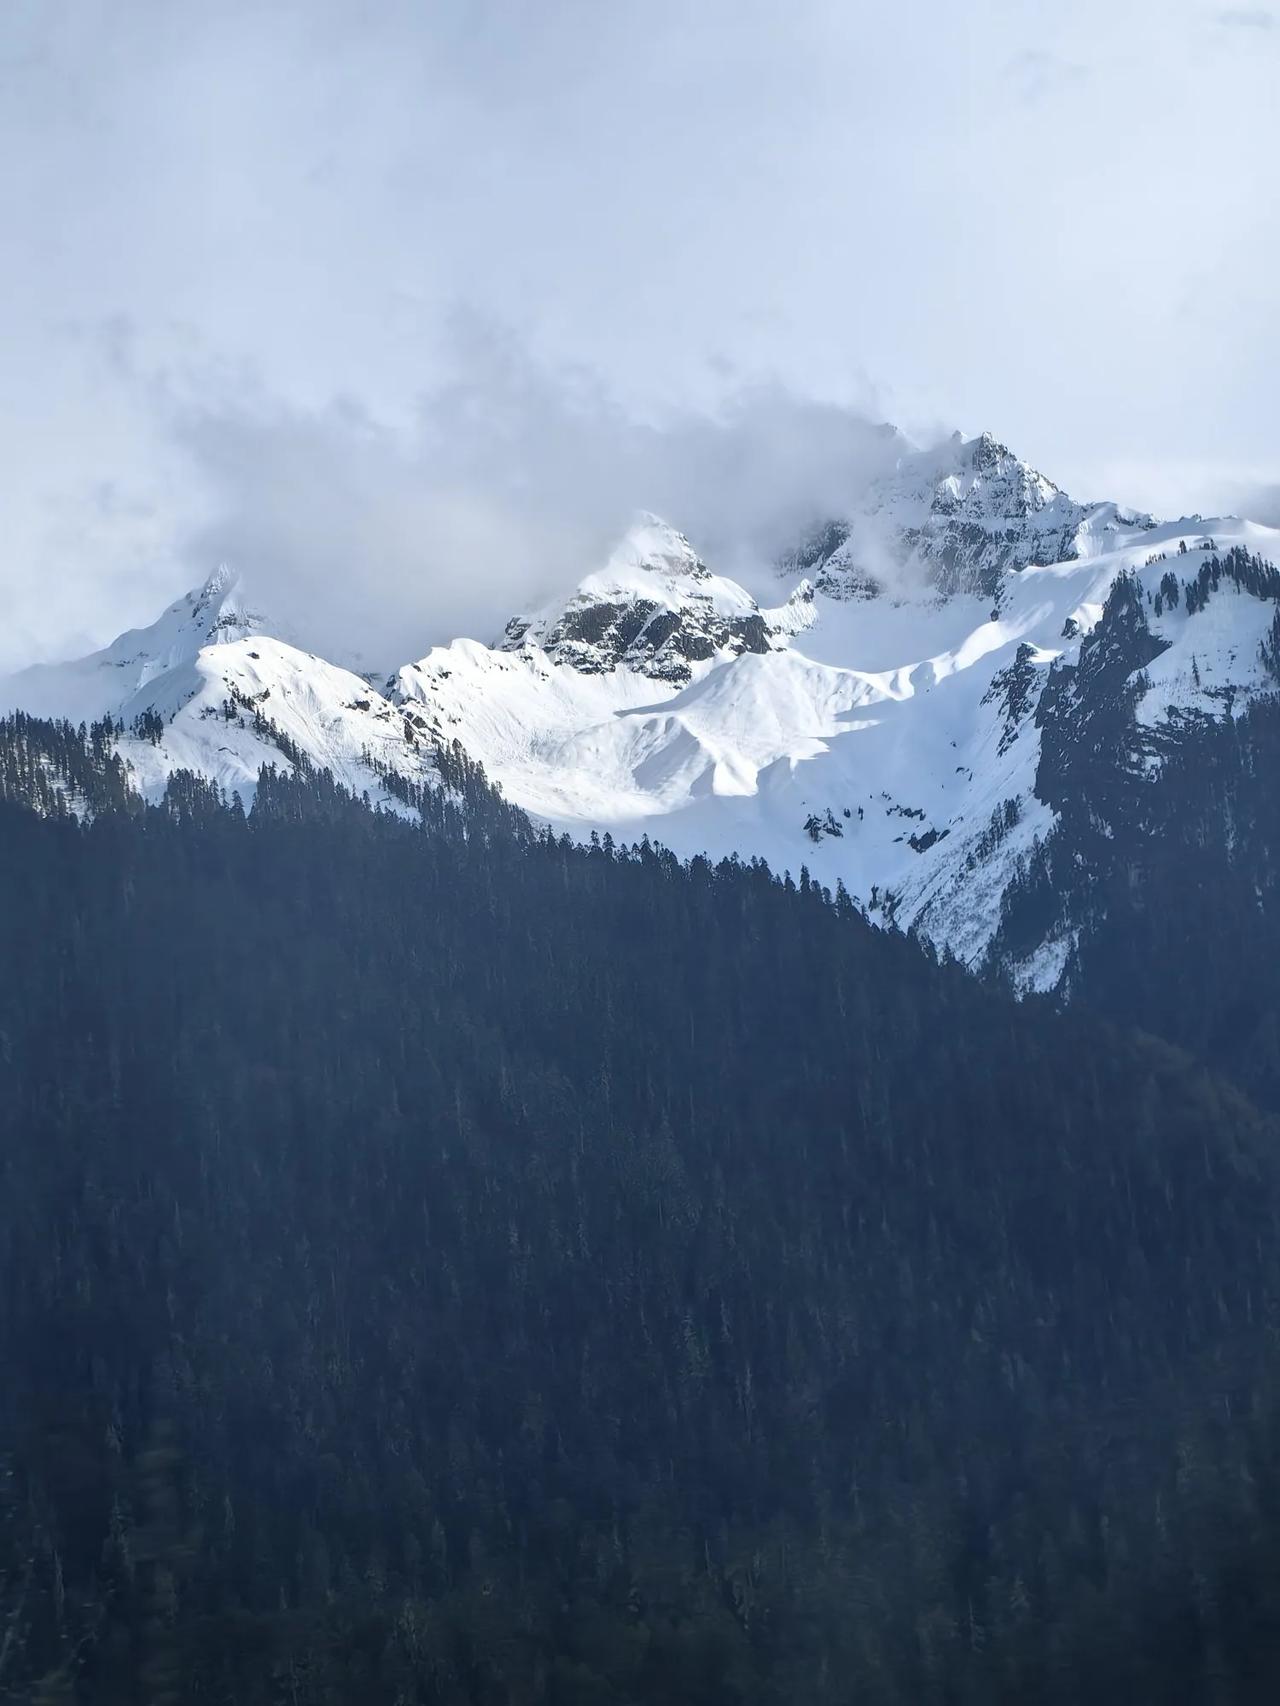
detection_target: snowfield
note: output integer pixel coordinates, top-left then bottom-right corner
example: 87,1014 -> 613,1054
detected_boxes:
5,433 -> 1278,987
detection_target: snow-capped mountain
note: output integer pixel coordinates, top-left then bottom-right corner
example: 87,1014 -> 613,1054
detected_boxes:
6,564 -> 269,726
2,563 -> 438,808
780,430 -> 1149,601
497,513 -> 812,682
4,430 -> 1278,990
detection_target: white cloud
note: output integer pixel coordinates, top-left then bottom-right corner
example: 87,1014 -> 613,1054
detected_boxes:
0,0 -> 1277,669
1217,7 -> 1276,28
164,323 -> 899,668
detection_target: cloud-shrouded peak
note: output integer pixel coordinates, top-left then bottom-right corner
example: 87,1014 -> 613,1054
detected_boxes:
145,343 -> 907,671
566,513 -> 749,615
939,431 -> 1066,510
780,430 -> 1125,603
604,513 -> 712,583
498,512 -> 779,683
187,563 -> 270,644
0,560 -> 272,726
882,431 -> 1069,518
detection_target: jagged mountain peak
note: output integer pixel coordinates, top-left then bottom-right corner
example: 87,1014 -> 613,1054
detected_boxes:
0,561 -> 272,725
113,560 -> 269,661
188,561 -> 261,633
506,512 -> 715,623
496,513 -> 779,682
874,430 -> 1081,542
932,429 -> 1062,503
602,512 -> 712,581
781,429 -> 1124,603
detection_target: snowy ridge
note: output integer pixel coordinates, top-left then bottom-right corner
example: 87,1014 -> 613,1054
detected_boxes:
4,436 -> 1278,988
114,635 -> 440,810
5,565 -> 270,726
498,514 -> 806,682
1,564 -> 438,811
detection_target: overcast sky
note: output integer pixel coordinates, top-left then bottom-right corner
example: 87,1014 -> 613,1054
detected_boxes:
2,0 -> 1277,669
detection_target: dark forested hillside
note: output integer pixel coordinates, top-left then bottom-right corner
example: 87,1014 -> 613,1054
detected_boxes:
3,718 -> 1280,1704
1001,692 -> 1280,1115
0,711 -> 140,819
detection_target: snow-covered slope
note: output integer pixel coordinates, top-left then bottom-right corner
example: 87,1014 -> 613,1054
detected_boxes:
403,505 -> 1280,983
5,565 -> 270,725
4,436 -> 1278,989
0,565 -> 438,810
113,632 -> 441,808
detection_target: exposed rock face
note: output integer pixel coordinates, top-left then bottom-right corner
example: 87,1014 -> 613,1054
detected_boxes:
499,514 -> 791,682
982,642 -> 1043,756
1033,573 -> 1171,820
781,431 -> 1153,602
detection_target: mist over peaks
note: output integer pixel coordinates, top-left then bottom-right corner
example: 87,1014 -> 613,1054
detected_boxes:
169,335 -> 903,669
